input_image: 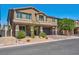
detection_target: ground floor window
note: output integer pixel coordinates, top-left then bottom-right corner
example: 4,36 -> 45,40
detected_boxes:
19,26 -> 26,32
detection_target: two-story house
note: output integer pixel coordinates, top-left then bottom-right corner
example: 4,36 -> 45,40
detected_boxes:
7,7 -> 58,36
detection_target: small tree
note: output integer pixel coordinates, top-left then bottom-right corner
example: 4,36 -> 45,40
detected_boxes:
58,18 -> 75,35
39,32 -> 47,38
17,31 -> 26,39
31,26 -> 35,38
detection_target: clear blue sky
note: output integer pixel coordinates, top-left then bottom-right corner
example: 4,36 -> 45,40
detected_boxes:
0,4 -> 79,25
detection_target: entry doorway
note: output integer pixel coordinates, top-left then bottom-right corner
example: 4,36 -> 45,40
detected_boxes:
19,25 -> 31,36
34,26 -> 40,36
43,27 -> 52,35
19,25 -> 26,35
19,26 -> 26,32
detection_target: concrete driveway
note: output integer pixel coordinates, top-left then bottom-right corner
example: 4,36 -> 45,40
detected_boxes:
0,38 -> 79,55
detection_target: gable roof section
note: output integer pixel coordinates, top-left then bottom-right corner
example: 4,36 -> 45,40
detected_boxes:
36,12 -> 47,16
47,16 -> 57,19
11,6 -> 57,19
13,6 -> 40,12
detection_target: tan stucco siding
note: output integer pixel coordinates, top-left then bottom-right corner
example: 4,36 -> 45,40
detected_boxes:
14,9 -> 39,22
47,17 -> 53,22
36,14 -> 47,22
9,8 -> 57,27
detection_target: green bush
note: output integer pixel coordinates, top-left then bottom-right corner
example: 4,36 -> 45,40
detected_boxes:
17,31 -> 26,39
39,32 -> 47,38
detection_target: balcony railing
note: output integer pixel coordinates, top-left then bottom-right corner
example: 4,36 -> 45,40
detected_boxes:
13,19 -> 57,26
75,24 -> 79,27
37,21 -> 57,26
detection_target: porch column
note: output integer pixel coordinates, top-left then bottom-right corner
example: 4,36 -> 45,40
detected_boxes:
40,26 -> 43,33
31,26 -> 34,38
5,26 -> 7,37
36,27 -> 39,35
10,29 -> 12,36
71,29 -> 74,35
15,25 -> 19,37
55,27 -> 58,35
52,28 -> 55,35
77,28 -> 79,34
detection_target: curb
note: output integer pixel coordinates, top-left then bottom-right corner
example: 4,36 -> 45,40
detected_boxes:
0,37 -> 79,49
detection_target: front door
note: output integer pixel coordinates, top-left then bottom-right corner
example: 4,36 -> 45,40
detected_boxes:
34,26 -> 40,35
26,26 -> 31,36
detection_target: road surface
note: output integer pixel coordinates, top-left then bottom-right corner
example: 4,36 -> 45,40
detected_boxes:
0,39 -> 79,55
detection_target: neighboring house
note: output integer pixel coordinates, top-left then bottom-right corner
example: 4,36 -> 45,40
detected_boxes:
0,25 -> 9,37
74,20 -> 79,34
7,7 -> 58,36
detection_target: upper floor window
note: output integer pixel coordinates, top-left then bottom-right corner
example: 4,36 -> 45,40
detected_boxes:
16,12 -> 22,18
39,15 -> 44,21
16,12 -> 32,20
25,14 -> 32,19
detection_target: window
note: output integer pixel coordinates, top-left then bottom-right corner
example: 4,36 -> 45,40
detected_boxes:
39,15 -> 44,21
16,12 -> 22,18
16,12 -> 32,20
25,14 -> 32,19
19,26 -> 26,32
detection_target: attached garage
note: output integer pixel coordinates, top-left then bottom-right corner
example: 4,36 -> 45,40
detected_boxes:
43,27 -> 52,35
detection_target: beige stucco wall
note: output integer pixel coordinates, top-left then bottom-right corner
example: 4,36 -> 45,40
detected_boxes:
75,21 -> 79,27
14,9 -> 38,22
47,17 -> 52,23
12,8 -> 57,26
75,23 -> 79,27
36,14 -> 47,22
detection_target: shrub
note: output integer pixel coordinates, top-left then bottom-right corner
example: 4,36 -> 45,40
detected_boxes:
39,32 -> 47,38
17,31 -> 26,39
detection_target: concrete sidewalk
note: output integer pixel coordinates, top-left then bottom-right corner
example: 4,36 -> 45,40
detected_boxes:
0,36 -> 79,49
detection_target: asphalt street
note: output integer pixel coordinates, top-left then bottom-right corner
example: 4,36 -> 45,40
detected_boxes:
0,39 -> 79,55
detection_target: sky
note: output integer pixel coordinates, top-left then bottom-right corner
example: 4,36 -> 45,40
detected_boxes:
0,4 -> 79,25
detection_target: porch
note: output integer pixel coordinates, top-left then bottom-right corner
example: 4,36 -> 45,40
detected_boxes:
13,24 -> 58,37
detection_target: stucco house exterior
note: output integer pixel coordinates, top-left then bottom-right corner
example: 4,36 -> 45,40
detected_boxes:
7,7 -> 58,37
74,20 -> 79,34
0,25 -> 9,37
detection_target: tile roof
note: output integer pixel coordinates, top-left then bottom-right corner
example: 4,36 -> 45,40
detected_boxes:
10,6 -> 57,19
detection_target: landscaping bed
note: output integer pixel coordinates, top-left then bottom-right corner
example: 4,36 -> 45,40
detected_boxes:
0,35 -> 79,47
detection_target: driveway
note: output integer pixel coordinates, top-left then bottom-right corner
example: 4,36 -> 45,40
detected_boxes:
0,38 -> 79,55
